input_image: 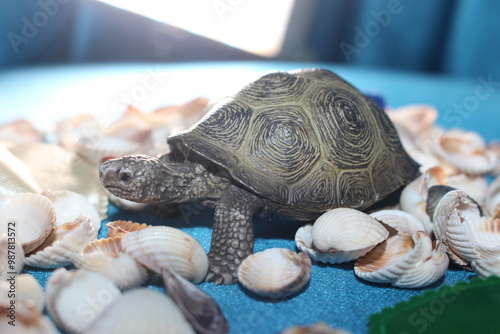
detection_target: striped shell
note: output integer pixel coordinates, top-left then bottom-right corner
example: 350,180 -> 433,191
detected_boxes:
168,69 -> 419,218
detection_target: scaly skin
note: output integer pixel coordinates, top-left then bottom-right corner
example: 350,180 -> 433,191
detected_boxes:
99,155 -> 262,285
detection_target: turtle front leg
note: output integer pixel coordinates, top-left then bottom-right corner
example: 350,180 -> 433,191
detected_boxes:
206,186 -> 261,285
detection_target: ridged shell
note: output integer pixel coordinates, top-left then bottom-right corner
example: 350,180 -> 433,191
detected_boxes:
296,208 -> 388,263
25,214 -> 98,268
43,189 -> 101,230
0,146 -> 42,198
106,220 -> 150,238
355,231 -> 448,288
471,257 -> 500,278
237,248 -> 311,298
486,176 -> 500,217
46,268 -> 121,334
84,288 -> 195,334
0,299 -> 58,334
72,237 -> 149,290
0,192 -> 56,253
0,232 -> 24,279
433,129 -> 497,175
121,226 -> 208,284
369,210 -> 426,236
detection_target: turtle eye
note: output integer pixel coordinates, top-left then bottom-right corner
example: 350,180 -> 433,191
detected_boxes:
120,172 -> 131,182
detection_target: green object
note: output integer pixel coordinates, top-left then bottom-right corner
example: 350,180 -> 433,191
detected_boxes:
369,276 -> 500,334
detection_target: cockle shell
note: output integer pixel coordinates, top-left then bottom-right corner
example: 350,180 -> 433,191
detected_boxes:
106,220 -> 150,238
0,192 -> 56,253
46,268 -> 121,334
121,226 -> 208,284
0,146 -> 42,198
369,210 -> 426,236
485,176 -> 500,217
355,231 -> 449,288
237,248 -> 311,298
0,299 -> 58,334
295,208 -> 388,264
72,237 -> 149,290
432,189 -> 500,267
25,214 -> 98,268
471,257 -> 500,278
43,189 -> 101,230
84,288 -> 195,334
433,129 -> 497,175
9,142 -> 109,220
0,232 -> 24,280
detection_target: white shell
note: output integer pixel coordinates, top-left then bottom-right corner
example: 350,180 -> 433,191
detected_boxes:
0,300 -> 58,334
0,232 -> 24,280
447,173 -> 489,205
16,273 -> 46,313
471,257 -> 500,278
43,189 -> 101,230
296,208 -> 388,264
72,237 -> 149,290
25,214 -> 98,268
106,220 -> 150,238
84,288 -> 195,334
433,129 -> 497,175
0,146 -> 42,198
237,248 -> 311,298
485,176 -> 500,217
121,226 -> 208,284
369,210 -> 426,236
355,231 -> 448,288
46,268 -> 121,334
0,192 -> 56,253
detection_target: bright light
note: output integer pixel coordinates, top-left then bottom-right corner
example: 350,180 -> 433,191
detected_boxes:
99,0 -> 295,57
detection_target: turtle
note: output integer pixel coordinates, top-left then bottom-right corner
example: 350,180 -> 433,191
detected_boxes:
99,68 -> 420,285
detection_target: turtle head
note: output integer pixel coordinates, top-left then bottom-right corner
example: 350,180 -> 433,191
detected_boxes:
99,155 -> 188,204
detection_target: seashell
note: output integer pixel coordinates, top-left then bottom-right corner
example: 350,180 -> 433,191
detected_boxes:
16,273 -> 46,313
471,257 -> 500,278
84,288 -> 195,334
0,118 -> 44,144
0,232 -> 24,280
121,226 -> 208,284
355,231 -> 448,288
162,267 -> 230,334
369,210 -> 426,236
447,173 -> 489,205
25,214 -> 98,268
0,299 -> 58,334
296,208 -> 388,264
280,322 -> 352,334
237,248 -> 311,298
485,176 -> 500,218
433,129 -> 497,175
426,185 -> 483,220
0,146 -> 42,198
106,220 -> 150,238
0,192 -> 55,253
9,142 -> 109,220
432,189 -> 500,267
43,189 -> 101,230
399,166 -> 449,235
387,104 -> 438,137
72,237 -> 149,290
46,268 -> 121,334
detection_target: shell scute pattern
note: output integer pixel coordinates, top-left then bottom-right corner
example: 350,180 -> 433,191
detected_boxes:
172,69 -> 419,211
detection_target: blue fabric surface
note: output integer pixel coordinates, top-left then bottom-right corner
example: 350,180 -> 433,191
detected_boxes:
1,62 -> 499,333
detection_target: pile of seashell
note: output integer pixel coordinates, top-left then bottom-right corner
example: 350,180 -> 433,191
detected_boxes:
1,100 -> 500,332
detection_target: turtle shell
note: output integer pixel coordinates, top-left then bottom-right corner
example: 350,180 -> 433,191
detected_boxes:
168,69 -> 419,217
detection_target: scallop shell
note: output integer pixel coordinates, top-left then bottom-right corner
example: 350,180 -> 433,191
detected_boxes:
84,288 -> 195,334
369,210 -> 426,236
296,208 -> 388,264
121,226 -> 208,284
471,257 -> 500,278
46,268 -> 121,334
432,189 -> 500,266
25,214 -> 98,268
106,220 -> 150,238
72,237 -> 149,290
0,192 -> 56,253
9,142 -> 109,220
43,189 -> 101,230
433,129 -> 497,175
0,146 -> 42,198
355,231 -> 448,288
0,232 -> 24,280
447,173 -> 489,205
237,248 -> 311,298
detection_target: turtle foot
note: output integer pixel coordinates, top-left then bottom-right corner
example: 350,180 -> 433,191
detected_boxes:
206,253 -> 239,285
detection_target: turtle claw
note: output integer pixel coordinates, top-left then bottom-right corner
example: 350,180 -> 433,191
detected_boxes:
206,254 -> 239,285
